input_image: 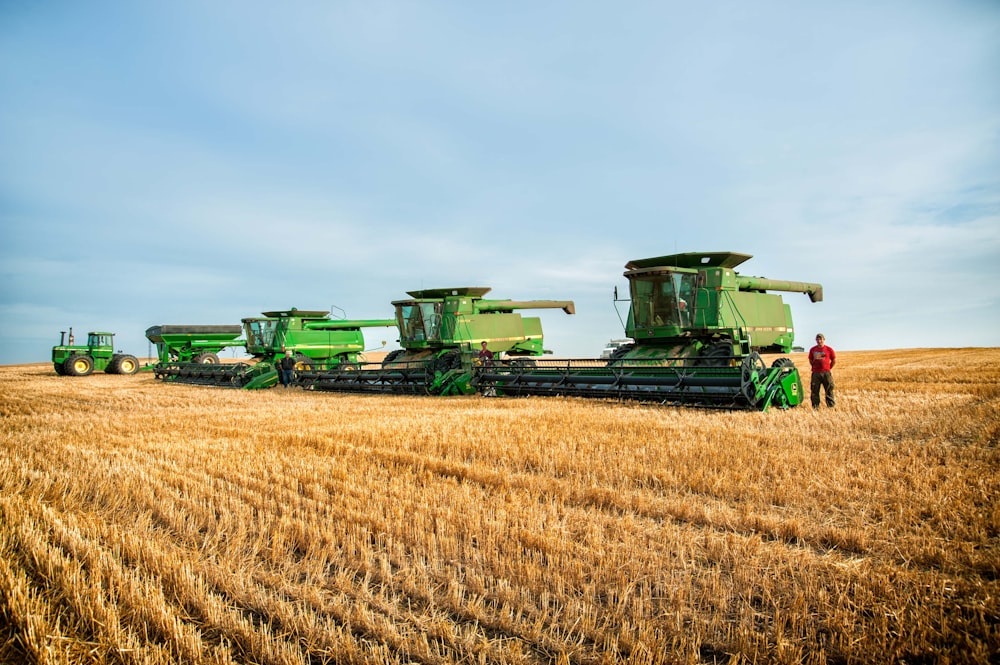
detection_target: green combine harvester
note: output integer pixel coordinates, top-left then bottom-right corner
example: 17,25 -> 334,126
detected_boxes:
295,288 -> 575,395
474,252 -> 823,410
150,308 -> 396,389
51,329 -> 139,376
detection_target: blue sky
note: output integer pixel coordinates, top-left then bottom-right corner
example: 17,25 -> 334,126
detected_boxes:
2,1 -> 998,363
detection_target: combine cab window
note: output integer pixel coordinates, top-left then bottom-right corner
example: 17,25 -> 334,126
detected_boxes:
398,303 -> 443,342
245,319 -> 276,349
633,271 -> 697,328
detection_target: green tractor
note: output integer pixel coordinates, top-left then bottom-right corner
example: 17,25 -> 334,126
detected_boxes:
52,328 -> 140,376
296,287 -> 575,395
476,252 -> 823,410
151,308 -> 396,389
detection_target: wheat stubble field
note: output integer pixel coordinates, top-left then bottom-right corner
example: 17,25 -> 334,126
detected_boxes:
1,349 -> 998,664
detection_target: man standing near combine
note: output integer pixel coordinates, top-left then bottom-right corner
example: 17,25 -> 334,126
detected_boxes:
808,333 -> 836,408
278,349 -> 296,388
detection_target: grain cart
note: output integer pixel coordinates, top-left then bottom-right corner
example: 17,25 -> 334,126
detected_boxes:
296,287 -> 575,395
144,325 -> 244,364
475,252 -> 822,410
52,329 -> 139,376
152,308 -> 396,389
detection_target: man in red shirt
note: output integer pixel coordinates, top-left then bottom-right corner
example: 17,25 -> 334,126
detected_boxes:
808,333 -> 836,408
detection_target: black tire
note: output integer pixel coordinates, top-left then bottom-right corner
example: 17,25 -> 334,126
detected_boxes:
509,357 -> 537,368
294,353 -> 314,371
382,349 -> 406,366
64,355 -> 94,377
693,342 -> 734,367
115,354 -> 140,375
605,343 -> 636,366
192,352 -> 220,364
433,350 -> 461,373
772,357 -> 796,370
53,362 -> 66,376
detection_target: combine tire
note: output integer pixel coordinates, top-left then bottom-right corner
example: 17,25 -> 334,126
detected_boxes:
606,343 -> 636,366
294,354 -> 314,371
432,350 -> 461,373
382,349 -> 406,366
192,352 -> 220,364
64,355 -> 94,377
112,354 -> 140,375
693,342 -> 733,367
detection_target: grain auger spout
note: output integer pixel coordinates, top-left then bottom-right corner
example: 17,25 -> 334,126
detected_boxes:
151,309 -> 396,389
295,287 -> 575,395
474,252 -> 823,411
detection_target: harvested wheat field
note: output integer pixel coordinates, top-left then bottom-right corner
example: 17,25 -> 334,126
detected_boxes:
1,349 -> 998,664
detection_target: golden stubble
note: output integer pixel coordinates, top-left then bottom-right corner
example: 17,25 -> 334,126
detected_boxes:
1,349 -> 998,664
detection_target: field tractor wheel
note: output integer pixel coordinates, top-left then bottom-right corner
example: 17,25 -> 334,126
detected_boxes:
53,362 -> 66,376
193,352 -> 220,364
64,355 -> 94,377
510,357 -> 537,369
294,354 -> 314,371
693,342 -> 734,367
114,354 -> 140,375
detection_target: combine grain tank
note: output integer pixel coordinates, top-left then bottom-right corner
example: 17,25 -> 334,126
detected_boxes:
296,288 -> 575,395
475,252 -> 822,410
151,308 -> 395,389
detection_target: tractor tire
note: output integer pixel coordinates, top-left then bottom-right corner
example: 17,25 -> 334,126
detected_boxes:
192,352 -> 220,364
53,362 -> 66,376
64,355 -> 94,377
114,354 -> 140,375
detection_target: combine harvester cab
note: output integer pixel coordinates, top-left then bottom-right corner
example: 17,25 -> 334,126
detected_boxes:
475,252 -> 823,410
296,287 -> 575,395
52,329 -> 140,376
151,309 -> 395,389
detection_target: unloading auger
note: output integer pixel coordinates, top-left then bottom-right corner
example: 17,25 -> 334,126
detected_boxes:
295,287 -> 575,395
150,308 -> 396,389
473,252 -> 823,410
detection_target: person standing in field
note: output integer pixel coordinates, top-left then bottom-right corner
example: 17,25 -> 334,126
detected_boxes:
278,349 -> 296,388
808,333 -> 836,408
478,341 -> 494,366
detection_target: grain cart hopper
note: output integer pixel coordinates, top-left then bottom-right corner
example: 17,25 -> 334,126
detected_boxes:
296,287 -> 575,395
52,329 -> 139,376
475,252 -> 822,410
152,308 -> 396,389
145,325 -> 244,364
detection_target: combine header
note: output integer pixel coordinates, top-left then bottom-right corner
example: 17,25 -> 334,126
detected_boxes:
296,288 -> 575,395
150,309 -> 395,389
474,252 -> 822,410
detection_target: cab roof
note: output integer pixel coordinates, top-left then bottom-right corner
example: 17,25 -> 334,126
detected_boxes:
625,252 -> 752,271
